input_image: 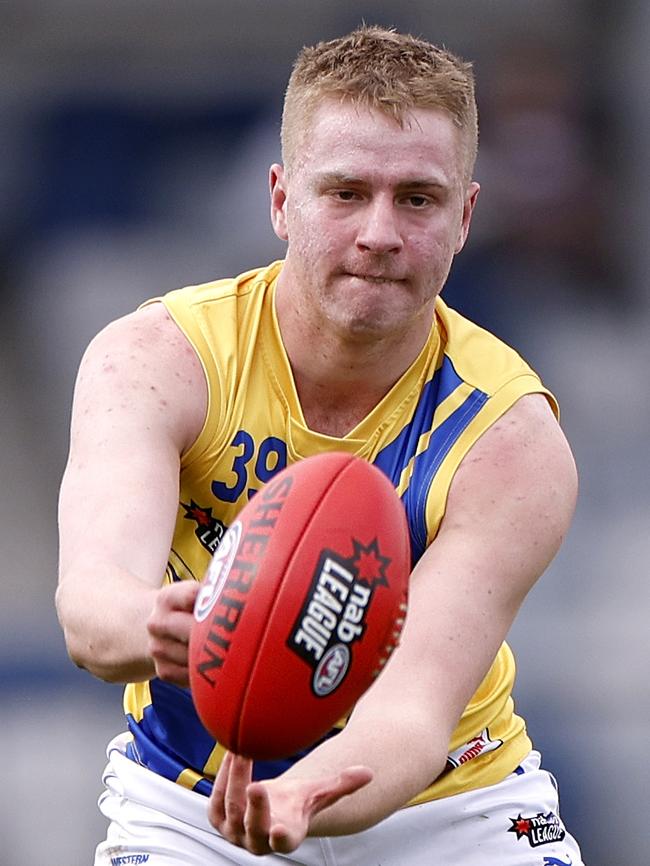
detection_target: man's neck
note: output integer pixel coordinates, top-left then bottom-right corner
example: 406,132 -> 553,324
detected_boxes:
292,366 -> 397,438
274,273 -> 433,437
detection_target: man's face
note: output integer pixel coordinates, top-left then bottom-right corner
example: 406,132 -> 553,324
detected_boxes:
271,100 -> 479,343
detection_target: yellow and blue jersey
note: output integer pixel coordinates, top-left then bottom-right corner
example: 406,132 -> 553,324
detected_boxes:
125,260 -> 558,803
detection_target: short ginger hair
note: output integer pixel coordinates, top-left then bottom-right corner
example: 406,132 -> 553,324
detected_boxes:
281,25 -> 479,182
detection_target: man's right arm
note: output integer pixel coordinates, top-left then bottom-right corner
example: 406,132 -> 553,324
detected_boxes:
56,302 -> 207,684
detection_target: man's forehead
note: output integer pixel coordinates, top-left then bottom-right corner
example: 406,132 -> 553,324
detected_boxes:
307,98 -> 458,136
293,102 -> 463,184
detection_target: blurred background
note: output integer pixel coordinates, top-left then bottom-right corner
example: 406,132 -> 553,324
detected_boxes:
1,1 -> 648,863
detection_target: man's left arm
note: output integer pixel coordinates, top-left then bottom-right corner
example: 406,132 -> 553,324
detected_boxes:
208,393 -> 578,853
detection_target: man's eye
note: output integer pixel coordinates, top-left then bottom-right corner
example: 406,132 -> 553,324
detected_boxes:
407,195 -> 430,208
334,190 -> 358,201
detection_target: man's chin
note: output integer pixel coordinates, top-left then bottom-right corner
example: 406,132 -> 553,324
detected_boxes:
327,305 -> 409,342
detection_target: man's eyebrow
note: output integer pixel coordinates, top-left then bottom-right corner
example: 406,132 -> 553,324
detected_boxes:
313,172 -> 364,185
395,178 -> 449,190
313,172 -> 450,188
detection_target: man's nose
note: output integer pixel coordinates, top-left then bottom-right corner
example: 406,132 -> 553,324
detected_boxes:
355,197 -> 403,254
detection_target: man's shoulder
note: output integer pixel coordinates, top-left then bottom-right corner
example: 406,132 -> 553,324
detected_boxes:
434,297 -> 548,400
84,302 -> 204,398
145,261 -> 284,314
75,301 -> 208,455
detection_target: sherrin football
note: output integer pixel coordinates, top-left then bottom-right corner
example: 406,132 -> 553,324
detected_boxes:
188,451 -> 411,760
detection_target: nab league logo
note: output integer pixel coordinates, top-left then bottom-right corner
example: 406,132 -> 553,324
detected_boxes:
507,812 -> 566,848
287,538 -> 392,696
182,500 -> 227,554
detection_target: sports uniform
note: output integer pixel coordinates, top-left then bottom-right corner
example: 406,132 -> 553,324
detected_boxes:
95,261 -> 584,865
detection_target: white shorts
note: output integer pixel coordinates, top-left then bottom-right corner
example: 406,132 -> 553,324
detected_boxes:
95,733 -> 584,866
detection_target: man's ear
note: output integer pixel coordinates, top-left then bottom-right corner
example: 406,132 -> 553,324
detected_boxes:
270,164 -> 289,241
455,181 -> 480,253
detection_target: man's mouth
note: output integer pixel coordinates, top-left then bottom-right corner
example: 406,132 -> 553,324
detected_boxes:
346,273 -> 402,284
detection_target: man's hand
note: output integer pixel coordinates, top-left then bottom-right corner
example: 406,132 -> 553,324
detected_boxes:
147,581 -> 200,686
208,751 -> 373,855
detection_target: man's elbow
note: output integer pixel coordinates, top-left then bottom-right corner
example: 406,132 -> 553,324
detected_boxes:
55,581 -> 82,663
56,583 -> 118,682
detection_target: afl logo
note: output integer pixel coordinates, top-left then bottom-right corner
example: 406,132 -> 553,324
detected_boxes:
194,521 -> 242,623
313,643 -> 350,696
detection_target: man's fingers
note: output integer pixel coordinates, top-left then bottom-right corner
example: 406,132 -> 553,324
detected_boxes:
149,582 -> 199,632
148,624 -> 192,683
147,583 -> 199,683
225,754 -> 253,825
336,765 -> 374,796
148,611 -> 193,642
152,662 -> 190,687
208,750 -> 233,827
244,783 -> 273,854
149,629 -> 190,662
269,822 -> 296,855
209,758 -> 373,855
265,767 -> 373,855
308,765 -> 374,816
211,753 -> 256,844
161,580 -> 201,610
245,782 -> 272,833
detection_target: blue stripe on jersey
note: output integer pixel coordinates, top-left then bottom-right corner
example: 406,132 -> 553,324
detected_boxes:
373,355 -> 488,564
125,721 -> 212,795
373,355 -> 464,485
126,679 -> 343,795
407,387 -> 488,560
126,679 -> 216,783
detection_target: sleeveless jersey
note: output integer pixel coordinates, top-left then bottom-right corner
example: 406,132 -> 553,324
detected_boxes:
124,261 -> 558,805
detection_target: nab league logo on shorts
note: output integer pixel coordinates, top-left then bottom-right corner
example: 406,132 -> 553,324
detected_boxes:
287,539 -> 391,696
507,811 -> 566,847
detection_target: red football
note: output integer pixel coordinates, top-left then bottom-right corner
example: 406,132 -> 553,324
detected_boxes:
188,451 -> 411,760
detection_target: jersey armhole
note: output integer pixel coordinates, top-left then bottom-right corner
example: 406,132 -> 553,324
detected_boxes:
424,375 -> 558,540
140,294 -> 226,470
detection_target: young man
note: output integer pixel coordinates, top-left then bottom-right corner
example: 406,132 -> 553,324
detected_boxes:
57,26 -> 584,865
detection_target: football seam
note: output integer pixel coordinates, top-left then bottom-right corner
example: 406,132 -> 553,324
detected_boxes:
235,453 -> 357,754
